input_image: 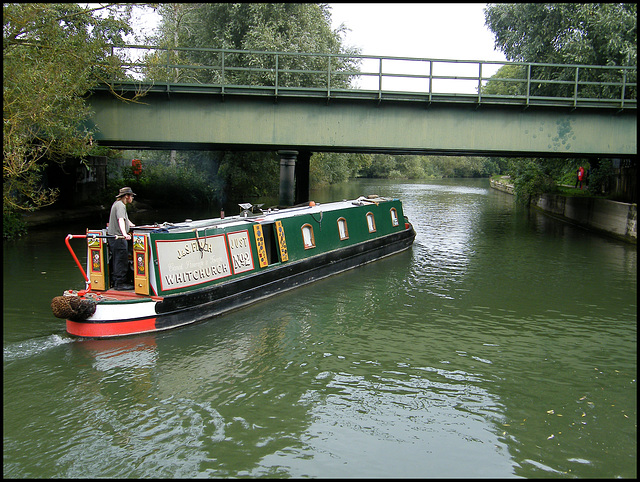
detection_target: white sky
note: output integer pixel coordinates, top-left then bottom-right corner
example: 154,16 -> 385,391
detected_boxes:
130,3 -> 508,93
329,3 -> 504,60
328,3 -> 508,92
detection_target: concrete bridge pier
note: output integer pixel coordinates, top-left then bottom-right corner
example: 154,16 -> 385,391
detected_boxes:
278,150 -> 297,207
278,150 -> 311,206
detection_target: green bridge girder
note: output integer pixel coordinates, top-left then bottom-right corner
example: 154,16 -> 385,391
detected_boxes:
87,88 -> 636,158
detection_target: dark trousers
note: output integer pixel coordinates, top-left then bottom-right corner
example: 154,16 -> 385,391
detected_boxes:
108,238 -> 130,287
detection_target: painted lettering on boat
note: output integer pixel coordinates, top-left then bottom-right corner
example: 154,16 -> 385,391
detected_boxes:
176,240 -> 213,259
155,234 -> 231,291
227,230 -> 254,275
163,263 -> 229,285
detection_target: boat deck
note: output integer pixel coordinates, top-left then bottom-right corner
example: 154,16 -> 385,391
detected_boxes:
92,289 -> 164,302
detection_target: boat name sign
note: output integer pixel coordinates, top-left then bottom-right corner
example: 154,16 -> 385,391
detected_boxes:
154,230 -> 255,291
155,234 -> 231,291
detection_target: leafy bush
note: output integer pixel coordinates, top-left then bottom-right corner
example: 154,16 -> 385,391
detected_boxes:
358,155 -> 500,180
509,158 -> 558,205
588,159 -> 614,195
217,151 -> 279,199
3,210 -> 27,240
105,160 -> 224,209
311,152 -> 373,186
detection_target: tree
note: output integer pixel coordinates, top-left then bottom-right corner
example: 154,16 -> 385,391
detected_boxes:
509,158 -> 558,206
310,152 -> 372,186
484,3 -> 636,99
485,4 -> 636,66
143,3 -> 360,88
357,155 -> 498,180
141,4 -> 203,84
3,3 -> 133,227
481,64 -> 527,96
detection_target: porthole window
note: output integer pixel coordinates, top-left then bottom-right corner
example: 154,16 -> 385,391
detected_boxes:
390,208 -> 399,226
366,212 -> 376,233
337,217 -> 349,240
302,224 -> 315,249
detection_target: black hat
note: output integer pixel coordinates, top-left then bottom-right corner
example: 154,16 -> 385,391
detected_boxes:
116,186 -> 136,198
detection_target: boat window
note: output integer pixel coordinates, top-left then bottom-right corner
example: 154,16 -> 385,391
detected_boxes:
337,217 -> 349,240
366,212 -> 376,233
302,224 -> 315,249
390,208 -> 399,226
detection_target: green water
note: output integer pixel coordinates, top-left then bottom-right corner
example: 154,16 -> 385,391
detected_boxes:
3,179 -> 636,478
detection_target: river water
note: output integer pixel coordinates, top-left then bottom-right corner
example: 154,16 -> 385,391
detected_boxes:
3,178 -> 636,478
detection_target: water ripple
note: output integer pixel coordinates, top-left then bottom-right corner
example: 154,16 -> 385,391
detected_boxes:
3,334 -> 73,363
54,397 -> 227,478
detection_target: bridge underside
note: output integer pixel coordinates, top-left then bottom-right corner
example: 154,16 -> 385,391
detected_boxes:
87,90 -> 636,158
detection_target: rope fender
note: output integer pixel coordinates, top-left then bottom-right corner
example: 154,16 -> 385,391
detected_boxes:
51,294 -> 96,321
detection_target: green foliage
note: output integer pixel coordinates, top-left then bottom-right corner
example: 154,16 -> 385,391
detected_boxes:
360,155 -> 400,178
137,164 -> 222,208
105,156 -> 224,209
485,3 -> 637,66
484,3 -> 637,99
310,152 -> 372,186
508,158 -> 558,205
88,145 -> 121,158
311,152 -> 497,186
217,151 -> 280,199
358,155 -> 500,180
587,159 -> 614,195
3,3 -> 133,236
558,167 -> 582,187
3,209 -> 27,240
402,157 -> 428,180
145,3 -> 360,88
481,64 -> 528,96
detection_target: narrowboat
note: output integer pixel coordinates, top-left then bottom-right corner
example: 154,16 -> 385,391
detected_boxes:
51,196 -> 416,338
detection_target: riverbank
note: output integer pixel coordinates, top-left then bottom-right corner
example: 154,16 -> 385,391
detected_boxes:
490,178 -> 637,244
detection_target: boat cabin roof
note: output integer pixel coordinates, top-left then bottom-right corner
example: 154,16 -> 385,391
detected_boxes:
133,196 -> 396,234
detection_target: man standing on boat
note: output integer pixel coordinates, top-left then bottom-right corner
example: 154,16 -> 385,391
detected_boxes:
108,187 -> 136,290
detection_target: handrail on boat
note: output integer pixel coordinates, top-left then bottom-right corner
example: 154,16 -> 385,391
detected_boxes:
65,234 -> 92,295
65,233 -> 125,295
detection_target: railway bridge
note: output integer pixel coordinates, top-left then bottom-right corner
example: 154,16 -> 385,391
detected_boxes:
86,47 -> 637,204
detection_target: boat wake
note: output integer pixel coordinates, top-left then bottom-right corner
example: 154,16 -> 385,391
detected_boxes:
3,334 -> 73,363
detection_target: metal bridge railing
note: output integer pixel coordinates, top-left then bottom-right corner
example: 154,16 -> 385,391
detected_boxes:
106,45 -> 637,110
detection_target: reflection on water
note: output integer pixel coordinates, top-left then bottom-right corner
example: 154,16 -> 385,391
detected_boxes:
3,179 -> 636,478
77,336 -> 159,371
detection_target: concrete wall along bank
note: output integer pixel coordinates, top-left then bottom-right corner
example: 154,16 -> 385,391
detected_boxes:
490,179 -> 637,244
